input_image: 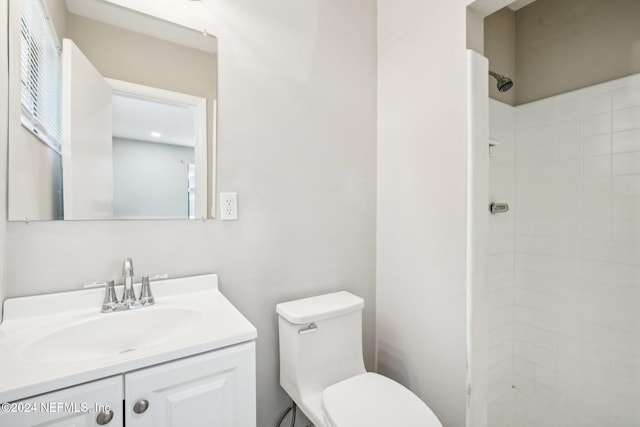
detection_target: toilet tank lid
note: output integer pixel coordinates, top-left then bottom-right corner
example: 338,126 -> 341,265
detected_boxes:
276,291 -> 364,324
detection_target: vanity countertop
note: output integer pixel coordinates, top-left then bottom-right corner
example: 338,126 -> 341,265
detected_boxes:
0,274 -> 257,403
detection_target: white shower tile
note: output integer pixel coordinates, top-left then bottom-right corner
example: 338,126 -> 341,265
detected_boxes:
490,235 -> 515,255
534,311 -> 558,333
557,237 -> 582,258
583,134 -> 611,157
518,105 -> 557,129
514,357 -> 534,379
558,137 -> 582,159
613,219 -> 640,242
582,91 -> 612,117
583,155 -> 611,178
515,304 -> 535,324
488,287 -> 514,310
583,177 -> 611,198
613,83 -> 640,110
582,218 -> 611,240
557,257 -> 582,278
610,263 -> 640,286
582,323 -> 612,347
558,316 -> 581,338
557,99 -> 581,121
556,217 -> 582,238
535,237 -> 559,256
557,373 -> 581,400
558,336 -> 581,358
489,269 -> 515,292
518,123 -> 556,146
557,119 -> 581,140
582,198 -> 611,219
583,112 -> 611,136
489,306 -> 513,330
534,364 -> 557,388
498,78 -> 640,427
582,239 -> 611,262
611,352 -> 640,379
613,152 -> 640,175
491,323 -> 514,347
613,129 -> 640,153
516,217 -> 536,235
535,161 -> 558,181
611,240 -> 640,264
610,395 -> 640,425
514,340 -> 534,360
558,158 -> 581,180
557,198 -> 582,220
611,329 -> 640,356
612,284 -> 640,311
613,106 -> 640,133
613,175 -> 640,197
533,327 -> 558,351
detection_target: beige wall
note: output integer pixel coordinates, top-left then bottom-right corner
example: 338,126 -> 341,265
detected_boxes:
43,0 -> 68,42
486,0 -> 640,105
67,14 -> 217,101
3,0 -> 376,424
484,7 -> 516,105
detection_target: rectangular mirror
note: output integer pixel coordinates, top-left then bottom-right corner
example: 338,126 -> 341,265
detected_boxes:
8,0 -> 217,220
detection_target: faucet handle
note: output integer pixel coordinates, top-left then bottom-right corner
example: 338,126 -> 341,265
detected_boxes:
139,274 -> 168,306
83,280 -> 118,312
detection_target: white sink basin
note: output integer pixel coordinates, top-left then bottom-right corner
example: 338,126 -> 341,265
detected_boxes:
21,307 -> 203,363
0,274 -> 257,404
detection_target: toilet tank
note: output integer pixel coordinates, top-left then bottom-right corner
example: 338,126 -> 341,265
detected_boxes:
277,291 -> 367,403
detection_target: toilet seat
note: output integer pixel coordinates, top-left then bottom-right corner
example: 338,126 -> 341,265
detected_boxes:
321,373 -> 443,427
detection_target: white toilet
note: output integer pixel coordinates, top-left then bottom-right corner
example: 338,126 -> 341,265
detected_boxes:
277,291 -> 443,427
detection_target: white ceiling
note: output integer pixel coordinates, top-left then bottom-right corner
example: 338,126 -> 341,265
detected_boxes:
112,95 -> 195,147
508,0 -> 537,11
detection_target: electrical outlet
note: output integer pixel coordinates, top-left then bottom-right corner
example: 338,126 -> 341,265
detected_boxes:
220,193 -> 238,220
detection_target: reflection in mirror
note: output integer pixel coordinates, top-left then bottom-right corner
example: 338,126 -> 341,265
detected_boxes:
8,0 -> 217,221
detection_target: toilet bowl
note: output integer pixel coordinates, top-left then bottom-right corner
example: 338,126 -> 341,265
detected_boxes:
276,291 -> 442,427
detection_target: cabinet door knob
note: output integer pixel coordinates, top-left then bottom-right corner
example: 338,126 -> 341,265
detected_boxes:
96,409 -> 114,425
133,399 -> 149,414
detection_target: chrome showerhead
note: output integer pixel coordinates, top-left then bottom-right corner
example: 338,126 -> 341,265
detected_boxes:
489,71 -> 514,92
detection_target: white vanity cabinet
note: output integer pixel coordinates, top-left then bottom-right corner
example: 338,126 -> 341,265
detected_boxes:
125,341 -> 256,427
0,342 -> 255,427
0,376 -> 123,427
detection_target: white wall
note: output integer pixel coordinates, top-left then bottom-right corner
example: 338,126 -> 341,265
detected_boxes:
467,50 -> 490,427
2,0 -> 377,424
512,75 -> 640,427
112,138 -> 194,219
0,2 -> 8,321
377,2 -> 475,426
487,99 -> 516,403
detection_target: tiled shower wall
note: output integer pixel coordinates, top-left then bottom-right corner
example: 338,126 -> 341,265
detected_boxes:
511,75 -> 640,426
488,100 -> 516,402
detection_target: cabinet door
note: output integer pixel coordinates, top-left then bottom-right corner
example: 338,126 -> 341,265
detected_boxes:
125,342 -> 256,427
0,376 -> 122,427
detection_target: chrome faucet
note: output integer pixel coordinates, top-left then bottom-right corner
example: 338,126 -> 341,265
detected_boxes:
121,258 -> 137,306
84,258 -> 167,313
